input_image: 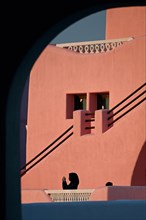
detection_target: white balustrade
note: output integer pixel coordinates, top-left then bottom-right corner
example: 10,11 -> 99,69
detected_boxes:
55,37 -> 134,54
44,189 -> 95,202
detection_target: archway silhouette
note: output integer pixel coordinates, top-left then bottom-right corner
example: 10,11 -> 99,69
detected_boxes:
3,1 -> 146,220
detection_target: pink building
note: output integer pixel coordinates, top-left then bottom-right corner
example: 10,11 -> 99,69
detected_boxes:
21,6 -> 146,203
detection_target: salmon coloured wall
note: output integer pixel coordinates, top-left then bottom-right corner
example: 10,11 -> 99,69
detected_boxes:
21,6 -> 146,191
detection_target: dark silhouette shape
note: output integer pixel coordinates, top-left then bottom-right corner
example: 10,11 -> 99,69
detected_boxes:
131,141 -> 146,186
105,181 -> 113,186
62,172 -> 79,189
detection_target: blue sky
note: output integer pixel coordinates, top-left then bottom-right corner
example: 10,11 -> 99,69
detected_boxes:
50,10 -> 106,44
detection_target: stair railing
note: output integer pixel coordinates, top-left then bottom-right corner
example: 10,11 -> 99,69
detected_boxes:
107,82 -> 146,127
20,125 -> 73,177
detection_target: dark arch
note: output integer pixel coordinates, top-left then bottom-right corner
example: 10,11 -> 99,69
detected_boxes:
1,1 -> 146,220
131,142 -> 146,186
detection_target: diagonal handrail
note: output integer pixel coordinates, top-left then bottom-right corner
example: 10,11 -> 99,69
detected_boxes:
107,82 -> 146,126
108,90 -> 146,120
108,82 -> 146,114
108,97 -> 146,127
20,125 -> 73,173
21,131 -> 73,177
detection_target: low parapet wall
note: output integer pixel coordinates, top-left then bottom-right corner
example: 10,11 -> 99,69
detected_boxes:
21,186 -> 146,203
21,189 -> 52,203
89,186 -> 146,201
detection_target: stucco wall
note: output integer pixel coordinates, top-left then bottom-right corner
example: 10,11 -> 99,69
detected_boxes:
21,6 -> 146,191
21,190 -> 52,203
106,6 -> 146,39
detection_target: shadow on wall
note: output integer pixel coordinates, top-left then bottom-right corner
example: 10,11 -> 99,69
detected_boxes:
131,141 -> 146,186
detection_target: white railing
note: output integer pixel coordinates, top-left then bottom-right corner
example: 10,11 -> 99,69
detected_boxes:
55,37 -> 134,54
44,189 -> 95,202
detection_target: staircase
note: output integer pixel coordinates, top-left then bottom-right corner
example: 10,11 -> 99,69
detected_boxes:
20,125 -> 73,177
20,82 -> 146,176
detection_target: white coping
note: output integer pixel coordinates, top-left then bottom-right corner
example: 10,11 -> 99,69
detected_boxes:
55,37 -> 134,47
44,189 -> 95,194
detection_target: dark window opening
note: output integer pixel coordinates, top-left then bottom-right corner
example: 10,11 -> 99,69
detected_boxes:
66,93 -> 86,119
97,93 -> 109,109
89,92 -> 109,112
74,94 -> 86,110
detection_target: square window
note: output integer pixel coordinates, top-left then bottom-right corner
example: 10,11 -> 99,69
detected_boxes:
97,93 -> 109,110
89,92 -> 109,112
66,94 -> 87,119
74,94 -> 86,110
